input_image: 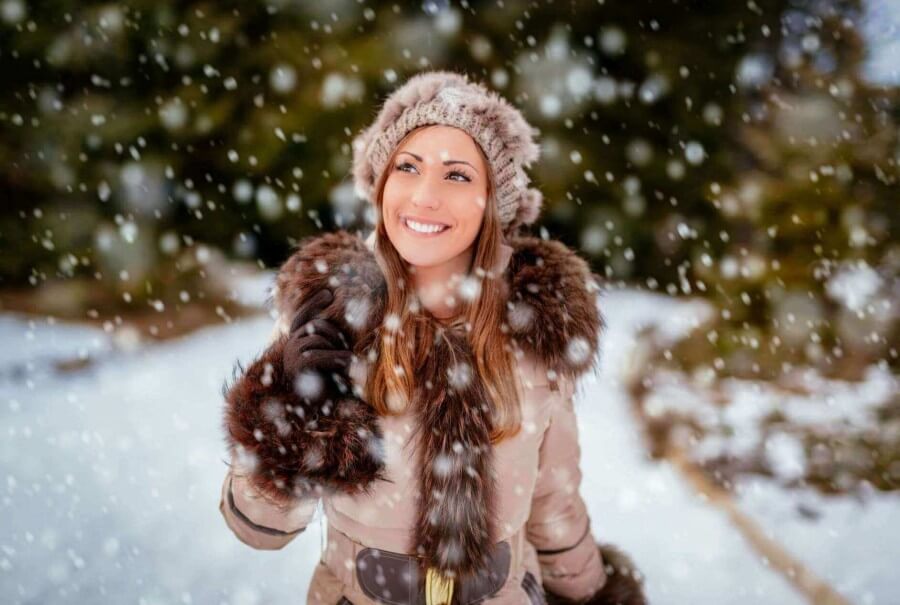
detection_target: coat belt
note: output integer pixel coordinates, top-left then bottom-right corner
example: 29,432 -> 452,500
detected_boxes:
322,523 -> 525,605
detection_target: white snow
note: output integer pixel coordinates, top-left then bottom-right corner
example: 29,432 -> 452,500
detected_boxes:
0,314 -> 326,604
0,314 -> 113,375
826,261 -> 883,312
735,477 -> 900,605
578,289 -> 803,604
0,287 -> 894,603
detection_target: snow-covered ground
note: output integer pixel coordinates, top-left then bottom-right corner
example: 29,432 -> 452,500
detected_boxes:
735,477 -> 898,605
0,285 -> 896,603
580,290 -> 805,605
599,289 -> 900,605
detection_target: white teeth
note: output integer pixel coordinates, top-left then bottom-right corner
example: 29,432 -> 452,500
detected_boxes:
405,218 -> 447,234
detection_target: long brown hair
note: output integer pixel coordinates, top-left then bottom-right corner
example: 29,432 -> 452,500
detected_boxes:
364,125 -> 522,443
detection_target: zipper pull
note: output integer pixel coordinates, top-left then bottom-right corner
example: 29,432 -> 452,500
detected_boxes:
425,566 -> 455,605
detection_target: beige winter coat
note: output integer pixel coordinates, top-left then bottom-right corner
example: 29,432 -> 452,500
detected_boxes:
219,231 -> 607,604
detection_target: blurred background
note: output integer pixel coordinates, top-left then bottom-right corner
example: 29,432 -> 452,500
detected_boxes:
1,1 -> 897,604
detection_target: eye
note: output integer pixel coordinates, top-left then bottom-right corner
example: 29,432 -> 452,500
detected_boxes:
447,170 -> 472,183
395,161 -> 418,174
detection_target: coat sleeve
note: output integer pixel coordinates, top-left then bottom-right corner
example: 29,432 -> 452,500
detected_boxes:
219,460 -> 319,550
525,376 -> 608,602
218,309 -> 319,550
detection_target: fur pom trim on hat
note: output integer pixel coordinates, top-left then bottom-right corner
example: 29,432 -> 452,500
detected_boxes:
351,69 -> 544,237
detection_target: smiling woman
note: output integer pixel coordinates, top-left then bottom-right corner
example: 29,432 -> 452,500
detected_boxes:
220,69 -> 646,605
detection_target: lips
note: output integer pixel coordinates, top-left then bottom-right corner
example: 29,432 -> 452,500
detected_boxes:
400,214 -> 451,237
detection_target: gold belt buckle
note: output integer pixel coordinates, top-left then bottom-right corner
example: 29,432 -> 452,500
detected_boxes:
424,566 -> 455,605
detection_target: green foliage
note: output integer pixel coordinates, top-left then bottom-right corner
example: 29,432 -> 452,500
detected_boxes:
1,0 -> 896,371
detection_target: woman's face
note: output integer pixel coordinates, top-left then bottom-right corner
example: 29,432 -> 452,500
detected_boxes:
381,125 -> 488,269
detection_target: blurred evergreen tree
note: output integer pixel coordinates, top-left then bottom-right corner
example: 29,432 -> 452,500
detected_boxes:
0,0 -> 895,368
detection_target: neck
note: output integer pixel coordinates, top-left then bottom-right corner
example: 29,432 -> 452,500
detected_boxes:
409,249 -> 473,320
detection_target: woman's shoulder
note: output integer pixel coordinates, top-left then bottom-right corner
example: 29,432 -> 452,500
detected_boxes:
514,350 -> 578,413
513,351 -> 573,403
514,351 -> 552,388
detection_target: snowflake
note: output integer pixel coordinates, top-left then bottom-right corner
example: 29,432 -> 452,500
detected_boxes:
294,369 -> 324,400
566,337 -> 591,365
507,301 -> 535,331
344,296 -> 371,331
446,362 -> 472,390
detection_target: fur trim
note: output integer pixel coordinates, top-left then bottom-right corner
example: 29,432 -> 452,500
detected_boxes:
545,543 -> 648,605
272,230 -> 603,385
411,325 -> 498,579
221,337 -> 388,506
504,234 -> 604,386
272,230 -> 387,347
512,187 -> 543,231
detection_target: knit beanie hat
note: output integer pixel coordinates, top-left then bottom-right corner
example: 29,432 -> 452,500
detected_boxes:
351,70 -> 543,237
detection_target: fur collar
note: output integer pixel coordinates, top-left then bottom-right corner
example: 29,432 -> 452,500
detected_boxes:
271,229 -> 603,389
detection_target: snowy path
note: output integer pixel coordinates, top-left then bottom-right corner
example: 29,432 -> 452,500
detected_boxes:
577,290 -> 805,605
0,289 -> 892,603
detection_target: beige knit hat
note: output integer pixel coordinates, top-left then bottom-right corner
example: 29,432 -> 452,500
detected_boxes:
351,70 -> 543,237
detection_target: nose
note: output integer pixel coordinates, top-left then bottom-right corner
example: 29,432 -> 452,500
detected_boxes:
410,175 -> 441,210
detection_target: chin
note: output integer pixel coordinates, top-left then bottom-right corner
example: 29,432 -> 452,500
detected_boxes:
397,249 -> 448,268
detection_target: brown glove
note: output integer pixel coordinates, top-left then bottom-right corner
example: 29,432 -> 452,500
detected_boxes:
222,286 -> 386,504
282,288 -> 353,404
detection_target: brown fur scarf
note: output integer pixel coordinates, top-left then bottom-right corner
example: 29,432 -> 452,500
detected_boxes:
411,323 -> 499,580
223,229 -> 603,582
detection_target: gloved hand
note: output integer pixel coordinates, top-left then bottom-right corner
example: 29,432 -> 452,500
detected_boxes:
544,543 -> 648,605
282,288 -> 353,403
223,285 -> 385,504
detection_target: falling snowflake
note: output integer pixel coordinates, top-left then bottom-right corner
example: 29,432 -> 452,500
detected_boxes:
566,336 -> 592,365
262,399 -> 291,436
507,301 -> 535,332
432,453 -> 455,478
457,275 -> 481,301
344,296 -> 372,331
294,369 -> 324,400
446,362 -> 472,390
436,85 -> 468,110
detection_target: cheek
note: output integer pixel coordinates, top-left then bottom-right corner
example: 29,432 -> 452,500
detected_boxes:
454,191 -> 487,228
441,196 -> 485,251
381,180 -> 402,213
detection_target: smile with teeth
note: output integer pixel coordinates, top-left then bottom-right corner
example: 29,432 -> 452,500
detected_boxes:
403,217 -> 450,234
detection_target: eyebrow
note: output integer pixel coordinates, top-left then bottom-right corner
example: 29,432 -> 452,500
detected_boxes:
398,151 -> 479,174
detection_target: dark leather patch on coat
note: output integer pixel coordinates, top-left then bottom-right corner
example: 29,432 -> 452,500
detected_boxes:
355,541 -> 511,605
